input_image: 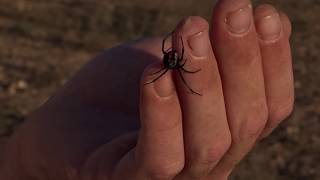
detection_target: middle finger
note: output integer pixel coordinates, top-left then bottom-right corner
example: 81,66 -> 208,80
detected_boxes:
209,0 -> 268,177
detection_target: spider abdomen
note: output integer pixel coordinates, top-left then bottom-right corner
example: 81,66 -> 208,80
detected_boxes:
163,51 -> 179,69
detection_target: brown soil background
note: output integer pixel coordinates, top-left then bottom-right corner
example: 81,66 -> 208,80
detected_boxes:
0,0 -> 319,179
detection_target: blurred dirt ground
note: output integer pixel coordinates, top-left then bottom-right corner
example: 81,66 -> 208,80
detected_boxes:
0,0 -> 319,179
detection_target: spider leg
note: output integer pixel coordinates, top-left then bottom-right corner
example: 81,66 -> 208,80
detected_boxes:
178,58 -> 187,68
177,69 -> 202,96
177,60 -> 201,74
162,32 -> 173,54
176,37 -> 186,68
144,68 -> 169,85
179,36 -> 184,60
165,47 -> 173,53
150,66 -> 167,75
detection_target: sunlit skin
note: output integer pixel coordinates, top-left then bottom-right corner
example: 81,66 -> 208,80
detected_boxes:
0,1 -> 294,179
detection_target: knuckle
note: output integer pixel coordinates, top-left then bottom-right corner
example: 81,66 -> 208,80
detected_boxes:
232,53 -> 261,67
185,134 -> 232,178
269,101 -> 294,127
145,161 -> 184,180
191,142 -> 230,165
237,101 -> 269,140
206,137 -> 232,164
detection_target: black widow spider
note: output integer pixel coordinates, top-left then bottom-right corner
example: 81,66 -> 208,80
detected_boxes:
144,33 -> 202,96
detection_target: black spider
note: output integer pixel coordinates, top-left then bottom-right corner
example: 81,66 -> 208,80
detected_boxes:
145,33 -> 202,96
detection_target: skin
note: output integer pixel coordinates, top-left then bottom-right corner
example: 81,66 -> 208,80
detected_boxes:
0,0 -> 294,179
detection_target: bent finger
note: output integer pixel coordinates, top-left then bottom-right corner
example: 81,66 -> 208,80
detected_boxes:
135,65 -> 184,179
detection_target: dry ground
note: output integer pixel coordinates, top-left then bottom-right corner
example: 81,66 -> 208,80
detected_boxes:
0,0 -> 319,179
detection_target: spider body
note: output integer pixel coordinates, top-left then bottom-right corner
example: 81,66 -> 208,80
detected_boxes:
163,50 -> 180,69
145,34 -> 202,96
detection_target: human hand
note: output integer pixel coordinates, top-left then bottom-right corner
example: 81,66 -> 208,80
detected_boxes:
0,1 -> 294,180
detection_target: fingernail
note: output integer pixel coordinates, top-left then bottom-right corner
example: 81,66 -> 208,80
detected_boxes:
226,4 -> 252,34
256,13 -> 282,42
188,31 -> 209,57
152,71 -> 174,97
